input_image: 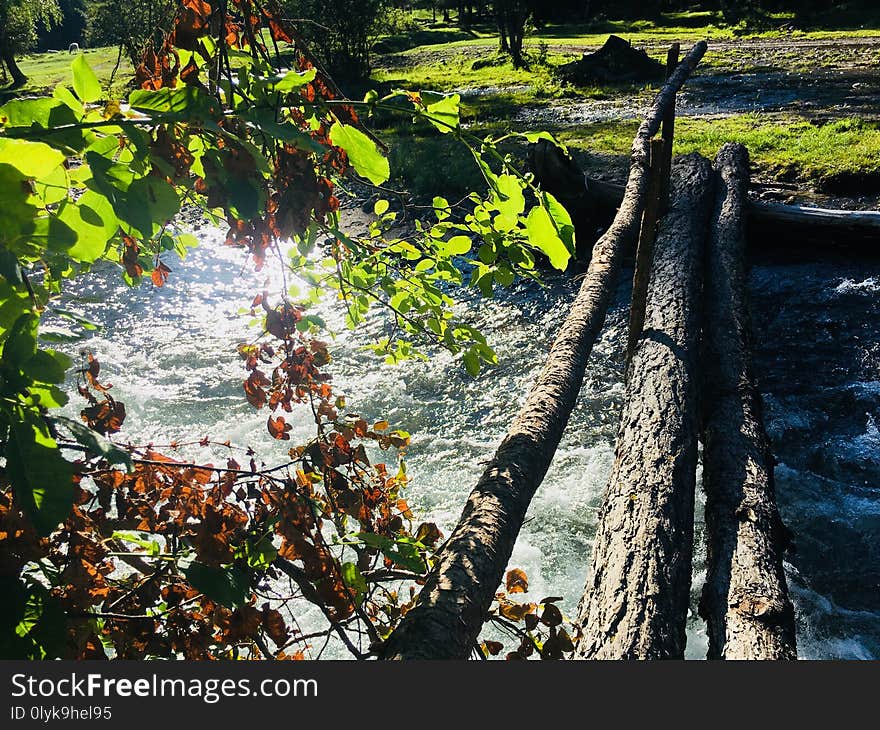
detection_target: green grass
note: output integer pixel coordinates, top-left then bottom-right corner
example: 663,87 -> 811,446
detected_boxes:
554,115 -> 880,192
9,16 -> 879,200
369,13 -> 880,199
677,115 -> 880,190
11,46 -> 131,97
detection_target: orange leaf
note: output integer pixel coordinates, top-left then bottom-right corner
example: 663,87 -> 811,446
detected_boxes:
267,415 -> 292,440
151,262 -> 171,287
506,568 -> 529,594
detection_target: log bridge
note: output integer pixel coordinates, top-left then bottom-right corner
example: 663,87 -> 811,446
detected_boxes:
382,40 -> 803,660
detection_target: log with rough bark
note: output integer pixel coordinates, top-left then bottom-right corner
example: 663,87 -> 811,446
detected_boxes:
556,170 -> 880,249
575,153 -> 714,660
379,40 -> 709,661
698,143 -> 797,660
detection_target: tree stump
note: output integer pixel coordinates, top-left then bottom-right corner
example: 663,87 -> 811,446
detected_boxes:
558,35 -> 665,86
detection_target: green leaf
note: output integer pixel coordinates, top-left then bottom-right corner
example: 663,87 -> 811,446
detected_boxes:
463,348 -> 481,377
341,562 -> 367,601
111,531 -> 161,556
543,192 -> 576,255
184,562 -> 250,609
272,68 -> 317,92
236,536 -> 278,570
519,131 -> 560,146
6,409 -> 75,536
3,314 -> 38,369
329,122 -> 389,186
355,533 -> 427,574
28,384 -> 69,409
0,139 -> 65,179
55,191 -> 118,263
25,349 -> 72,384
494,174 -> 526,220
0,248 -> 23,285
55,416 -> 134,473
0,98 -> 79,133
422,92 -> 461,134
525,204 -> 571,271
440,235 -> 472,257
71,55 -> 102,103
494,264 -> 515,287
1,577 -> 67,659
52,85 -> 84,117
129,87 -> 218,120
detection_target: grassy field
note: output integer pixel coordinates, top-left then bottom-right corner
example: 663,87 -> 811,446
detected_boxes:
552,115 -> 880,191
371,14 -> 880,201
12,46 -> 130,97
9,12 -> 880,202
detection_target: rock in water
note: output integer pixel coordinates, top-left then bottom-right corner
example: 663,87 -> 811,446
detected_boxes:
558,35 -> 665,85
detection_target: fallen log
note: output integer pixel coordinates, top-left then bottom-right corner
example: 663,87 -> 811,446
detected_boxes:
558,35 -> 665,86
575,153 -> 714,660
698,143 -> 797,660
379,40 -> 709,661
574,171 -> 880,250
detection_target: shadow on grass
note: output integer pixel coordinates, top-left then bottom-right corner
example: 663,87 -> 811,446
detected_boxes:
373,27 -> 482,55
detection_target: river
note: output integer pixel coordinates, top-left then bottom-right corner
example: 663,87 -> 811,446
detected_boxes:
50,215 -> 880,660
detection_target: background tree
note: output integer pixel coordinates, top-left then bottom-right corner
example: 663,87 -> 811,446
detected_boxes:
494,0 -> 533,68
0,0 -> 61,86
37,0 -> 87,52
86,0 -> 178,68
280,0 -> 389,80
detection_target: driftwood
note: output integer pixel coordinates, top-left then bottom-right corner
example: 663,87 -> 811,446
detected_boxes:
558,35 -> 665,85
540,163 -> 880,249
698,143 -> 797,660
379,40 -> 708,661
575,153 -> 714,660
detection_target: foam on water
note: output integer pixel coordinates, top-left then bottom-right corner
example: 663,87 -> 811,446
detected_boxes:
834,276 -> 880,295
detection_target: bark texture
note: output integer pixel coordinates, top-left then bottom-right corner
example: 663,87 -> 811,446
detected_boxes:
575,175 -> 880,247
575,153 -> 714,660
380,41 -> 708,661
698,143 -> 797,660
1,45 -> 27,87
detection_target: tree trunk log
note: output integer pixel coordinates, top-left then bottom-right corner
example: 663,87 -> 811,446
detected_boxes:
574,174 -> 880,249
698,143 -> 797,660
380,42 -> 708,661
575,153 -> 714,660
1,44 -> 27,87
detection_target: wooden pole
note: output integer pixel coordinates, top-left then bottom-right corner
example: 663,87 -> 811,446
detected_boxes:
380,41 -> 709,661
660,43 -> 681,208
625,138 -> 666,370
625,43 -> 681,372
698,143 -> 797,660
575,154 -> 715,660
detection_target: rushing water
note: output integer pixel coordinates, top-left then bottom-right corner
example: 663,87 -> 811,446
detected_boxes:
49,217 -> 880,659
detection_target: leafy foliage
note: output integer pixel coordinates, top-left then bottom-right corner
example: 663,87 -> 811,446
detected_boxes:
85,0 -> 179,68
0,0 -> 62,84
0,0 -> 574,660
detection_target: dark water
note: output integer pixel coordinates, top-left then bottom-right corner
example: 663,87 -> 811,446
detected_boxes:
51,226 -> 880,659
748,253 -> 880,659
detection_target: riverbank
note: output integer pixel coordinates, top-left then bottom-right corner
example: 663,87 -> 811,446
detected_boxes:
369,24 -> 880,209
